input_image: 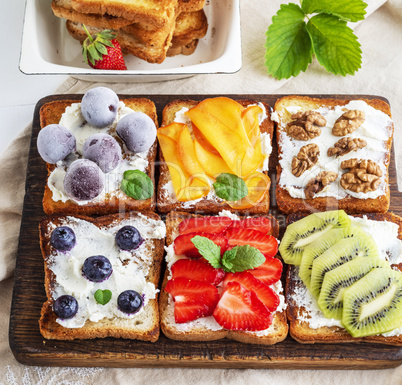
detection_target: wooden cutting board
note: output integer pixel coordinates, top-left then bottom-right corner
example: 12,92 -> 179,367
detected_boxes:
9,94 -> 402,369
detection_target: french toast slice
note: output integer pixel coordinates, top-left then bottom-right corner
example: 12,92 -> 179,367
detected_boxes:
39,211 -> 166,341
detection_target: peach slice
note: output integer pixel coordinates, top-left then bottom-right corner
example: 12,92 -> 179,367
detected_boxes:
157,122 -> 184,142
192,124 -> 220,156
177,175 -> 210,202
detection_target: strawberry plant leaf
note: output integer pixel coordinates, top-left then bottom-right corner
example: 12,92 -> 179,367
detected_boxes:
307,14 -> 362,76
264,3 -> 312,80
191,236 -> 222,268
302,0 -> 367,22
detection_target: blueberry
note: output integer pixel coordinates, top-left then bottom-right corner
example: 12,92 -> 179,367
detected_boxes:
37,124 -> 76,164
83,133 -> 122,173
81,87 -> 119,128
115,226 -> 143,250
64,159 -> 104,201
82,255 -> 113,282
117,290 -> 143,314
116,112 -> 156,153
50,226 -> 76,251
53,295 -> 78,319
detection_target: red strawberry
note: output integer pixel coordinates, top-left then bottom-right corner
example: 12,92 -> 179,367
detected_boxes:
229,217 -> 272,235
82,25 -> 127,70
173,232 -> 228,258
171,259 -> 225,285
165,278 -> 219,323
247,256 -> 283,286
213,281 -> 273,331
224,228 -> 278,257
223,272 -> 279,312
179,216 -> 233,235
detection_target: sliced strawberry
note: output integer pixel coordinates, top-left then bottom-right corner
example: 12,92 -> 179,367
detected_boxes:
173,232 -> 228,258
229,217 -> 272,235
223,272 -> 279,312
247,256 -> 283,286
179,216 -> 233,235
213,281 -> 273,331
171,259 -> 225,285
165,278 -> 219,323
224,228 -> 278,257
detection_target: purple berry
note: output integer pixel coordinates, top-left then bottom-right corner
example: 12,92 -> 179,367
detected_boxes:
117,290 -> 143,314
64,159 -> 104,201
82,133 -> 122,173
50,226 -> 76,251
116,112 -> 156,153
54,295 -> 78,319
81,87 -> 119,128
115,226 -> 143,250
82,255 -> 113,282
37,124 -> 76,164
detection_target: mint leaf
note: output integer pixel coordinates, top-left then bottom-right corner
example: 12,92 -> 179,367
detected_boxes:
264,3 -> 312,80
94,289 -> 112,305
191,236 -> 222,268
222,246 -> 265,273
307,14 -> 362,76
213,173 -> 248,201
302,0 -> 367,22
121,170 -> 153,200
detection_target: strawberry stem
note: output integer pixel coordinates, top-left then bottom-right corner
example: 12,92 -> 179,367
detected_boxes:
82,24 -> 94,43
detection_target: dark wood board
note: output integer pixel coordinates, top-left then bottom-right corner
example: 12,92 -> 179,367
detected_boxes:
9,94 -> 402,369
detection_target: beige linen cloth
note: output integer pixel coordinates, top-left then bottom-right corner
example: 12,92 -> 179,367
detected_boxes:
1,0 -> 402,383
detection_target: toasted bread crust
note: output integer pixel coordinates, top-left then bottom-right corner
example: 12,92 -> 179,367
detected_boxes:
39,98 -> 158,216
275,96 -> 394,215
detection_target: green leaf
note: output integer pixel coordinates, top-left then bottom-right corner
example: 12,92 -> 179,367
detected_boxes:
264,3 -> 313,80
94,289 -> 112,305
302,0 -> 367,22
222,246 -> 265,273
120,170 -> 154,200
213,173 -> 248,201
307,14 -> 362,76
191,236 -> 222,268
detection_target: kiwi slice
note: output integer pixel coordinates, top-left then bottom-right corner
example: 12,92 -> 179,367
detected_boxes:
299,224 -> 367,289
342,268 -> 402,337
310,235 -> 378,299
317,257 -> 389,320
279,210 -> 351,265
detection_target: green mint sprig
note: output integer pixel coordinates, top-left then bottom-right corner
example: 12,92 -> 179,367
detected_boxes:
264,0 -> 367,79
94,289 -> 112,305
191,236 -> 265,273
120,170 -> 154,200
213,173 -> 248,201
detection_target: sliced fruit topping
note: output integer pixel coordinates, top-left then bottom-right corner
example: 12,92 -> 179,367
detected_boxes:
174,233 -> 228,258
225,227 -> 278,257
179,216 -> 233,235
229,217 -> 272,235
246,256 -> 283,286
213,281 -> 273,331
165,278 -> 220,323
223,272 -> 279,312
171,259 -> 225,285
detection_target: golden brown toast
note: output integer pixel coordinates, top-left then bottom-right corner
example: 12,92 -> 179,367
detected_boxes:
39,97 -> 158,216
274,96 -> 394,215
159,211 -> 289,345
285,211 -> 402,346
157,99 -> 274,214
39,211 -> 166,341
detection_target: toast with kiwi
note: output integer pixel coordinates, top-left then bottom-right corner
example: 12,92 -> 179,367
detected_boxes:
39,211 -> 166,341
39,92 -> 158,216
159,211 -> 289,345
282,210 -> 402,346
274,96 -> 394,214
156,98 -> 275,214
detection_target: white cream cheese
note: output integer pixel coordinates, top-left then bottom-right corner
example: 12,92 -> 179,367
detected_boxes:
47,215 -> 165,328
277,100 -> 393,200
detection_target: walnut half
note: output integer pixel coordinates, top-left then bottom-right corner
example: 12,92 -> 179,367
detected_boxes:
304,171 -> 338,199
292,143 -> 320,177
327,137 -> 367,157
340,159 -> 382,193
286,111 -> 326,141
332,109 -> 365,136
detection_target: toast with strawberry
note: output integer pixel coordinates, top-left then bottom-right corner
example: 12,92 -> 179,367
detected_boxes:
159,211 -> 289,345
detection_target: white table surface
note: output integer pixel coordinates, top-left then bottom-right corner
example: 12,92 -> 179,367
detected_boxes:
0,1 -> 68,156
